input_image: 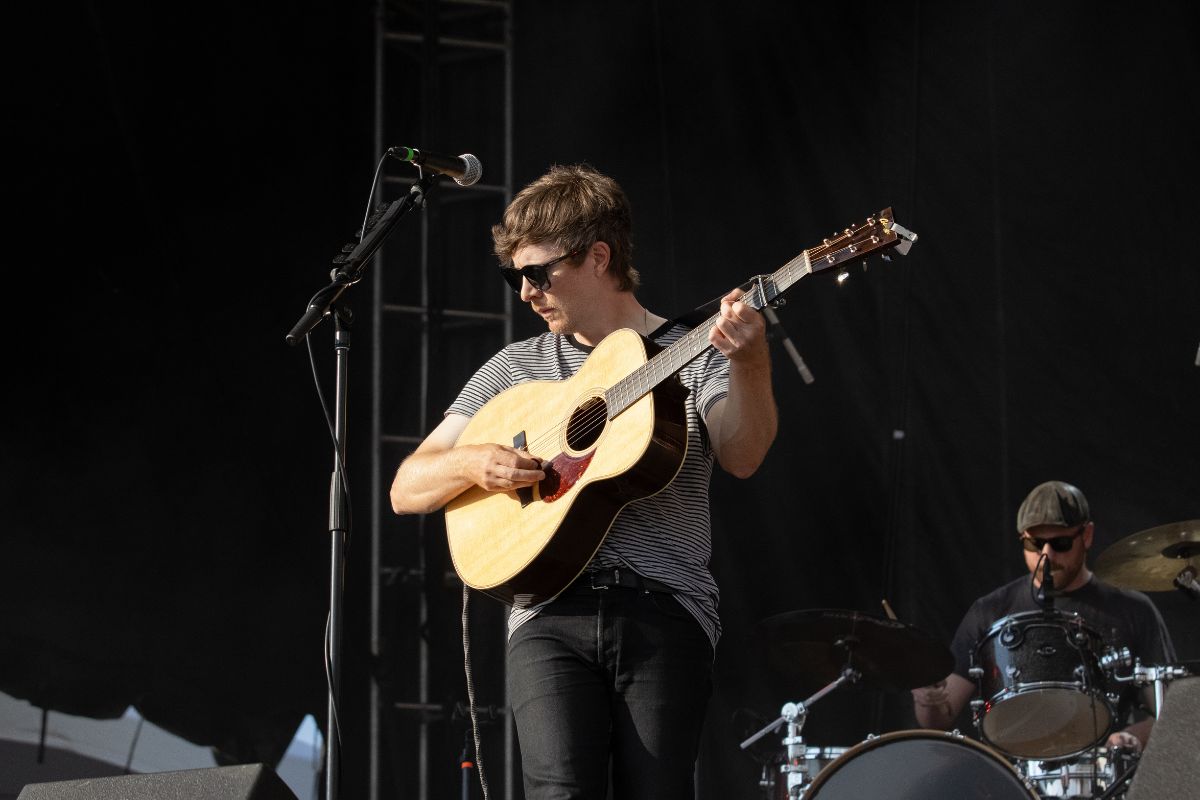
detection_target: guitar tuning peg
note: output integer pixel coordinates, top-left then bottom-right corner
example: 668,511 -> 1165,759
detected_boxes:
861,261 -> 869,272
837,270 -> 850,284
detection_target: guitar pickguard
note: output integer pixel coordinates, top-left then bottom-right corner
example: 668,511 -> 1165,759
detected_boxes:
538,450 -> 596,503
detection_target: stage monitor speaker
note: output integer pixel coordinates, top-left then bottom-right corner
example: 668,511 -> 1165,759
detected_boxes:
1126,675 -> 1200,799
16,763 -> 298,800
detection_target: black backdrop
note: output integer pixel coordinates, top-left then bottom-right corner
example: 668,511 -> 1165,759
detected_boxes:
7,2 -> 1199,799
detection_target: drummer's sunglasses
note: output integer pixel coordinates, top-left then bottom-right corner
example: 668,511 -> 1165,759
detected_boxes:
1020,526 -> 1086,553
500,249 -> 580,293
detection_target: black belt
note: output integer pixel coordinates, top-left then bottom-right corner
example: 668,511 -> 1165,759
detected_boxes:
578,567 -> 674,594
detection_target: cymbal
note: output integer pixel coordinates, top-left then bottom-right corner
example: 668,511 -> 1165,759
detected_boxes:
750,608 -> 953,692
1093,520 -> 1200,592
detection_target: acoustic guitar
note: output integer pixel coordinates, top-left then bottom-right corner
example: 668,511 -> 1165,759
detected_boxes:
445,209 -> 914,604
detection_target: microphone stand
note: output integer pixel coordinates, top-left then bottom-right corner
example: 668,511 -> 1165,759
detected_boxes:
286,170 -> 441,800
762,306 -> 815,384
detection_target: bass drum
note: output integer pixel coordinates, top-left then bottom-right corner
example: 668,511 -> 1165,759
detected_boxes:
804,730 -> 1036,799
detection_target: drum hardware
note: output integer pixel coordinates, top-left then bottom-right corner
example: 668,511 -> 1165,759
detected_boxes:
744,608 -> 953,798
740,668 -> 860,799
1017,746 -> 1139,799
1109,660 -> 1192,719
1098,647 -> 1132,672
1173,564 -> 1199,599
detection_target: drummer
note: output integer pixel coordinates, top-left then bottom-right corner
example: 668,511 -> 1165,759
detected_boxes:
911,480 -> 1176,752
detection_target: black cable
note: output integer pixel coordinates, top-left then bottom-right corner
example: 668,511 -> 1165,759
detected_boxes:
304,332 -> 354,543
122,715 -> 145,774
360,155 -> 390,241
1029,553 -> 1047,606
1094,760 -> 1137,800
324,611 -> 344,787
462,585 -> 491,800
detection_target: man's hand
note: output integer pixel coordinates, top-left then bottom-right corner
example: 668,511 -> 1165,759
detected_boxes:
911,679 -> 950,709
911,673 -> 974,731
462,444 -> 544,492
709,289 -> 769,367
1106,730 -> 1142,752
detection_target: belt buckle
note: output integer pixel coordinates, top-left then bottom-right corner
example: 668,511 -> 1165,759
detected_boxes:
589,567 -> 617,590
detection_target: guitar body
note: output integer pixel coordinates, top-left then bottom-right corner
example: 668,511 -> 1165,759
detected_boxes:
445,328 -> 689,605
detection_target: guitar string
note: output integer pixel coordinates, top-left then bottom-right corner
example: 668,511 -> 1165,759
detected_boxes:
513,234 -> 872,460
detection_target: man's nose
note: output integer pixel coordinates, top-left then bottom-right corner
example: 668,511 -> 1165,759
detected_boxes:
519,277 -> 541,302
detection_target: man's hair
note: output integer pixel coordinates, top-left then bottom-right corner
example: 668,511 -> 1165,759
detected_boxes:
492,163 -> 640,291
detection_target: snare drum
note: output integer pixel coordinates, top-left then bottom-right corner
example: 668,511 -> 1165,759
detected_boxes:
973,610 -> 1113,759
1018,747 -> 1138,799
804,730 -> 1037,799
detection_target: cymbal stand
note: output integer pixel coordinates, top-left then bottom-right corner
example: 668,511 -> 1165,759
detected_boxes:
740,668 -> 860,799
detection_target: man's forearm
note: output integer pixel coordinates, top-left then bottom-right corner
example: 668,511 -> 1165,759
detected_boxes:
715,362 -> 778,478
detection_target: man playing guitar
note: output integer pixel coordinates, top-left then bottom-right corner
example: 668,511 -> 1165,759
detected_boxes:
390,163 -> 778,799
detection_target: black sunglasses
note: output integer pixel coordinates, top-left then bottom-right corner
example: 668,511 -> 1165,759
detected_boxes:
1020,526 -> 1086,553
499,250 -> 580,293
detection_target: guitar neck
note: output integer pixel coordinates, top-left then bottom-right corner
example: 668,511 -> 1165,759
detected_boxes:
607,208 -> 904,418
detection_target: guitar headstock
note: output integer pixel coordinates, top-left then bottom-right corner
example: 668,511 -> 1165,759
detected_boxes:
807,208 -> 902,276
739,208 -> 916,310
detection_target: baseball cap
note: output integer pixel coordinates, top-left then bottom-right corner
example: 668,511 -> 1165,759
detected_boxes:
1016,480 -> 1091,532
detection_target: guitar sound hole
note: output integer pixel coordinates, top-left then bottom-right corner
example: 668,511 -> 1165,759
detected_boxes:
565,396 -> 607,451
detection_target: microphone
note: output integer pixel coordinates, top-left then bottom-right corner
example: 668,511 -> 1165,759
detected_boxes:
388,146 -> 482,186
1038,556 -> 1055,611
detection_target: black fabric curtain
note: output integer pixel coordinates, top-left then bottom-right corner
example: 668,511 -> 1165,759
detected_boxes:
6,2 -> 1197,798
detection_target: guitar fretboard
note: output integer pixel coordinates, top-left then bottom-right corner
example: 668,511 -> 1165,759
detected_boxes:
605,249 -> 813,418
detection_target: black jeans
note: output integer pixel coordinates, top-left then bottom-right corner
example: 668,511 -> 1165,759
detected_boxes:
507,583 -> 714,800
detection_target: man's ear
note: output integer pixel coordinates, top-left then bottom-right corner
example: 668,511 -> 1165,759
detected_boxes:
589,240 -> 611,277
1082,521 -> 1095,551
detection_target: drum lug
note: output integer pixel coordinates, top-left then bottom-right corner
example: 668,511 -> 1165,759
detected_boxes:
1005,665 -> 1021,680
1100,646 -> 1132,671
968,666 -> 984,680
1000,625 -> 1022,647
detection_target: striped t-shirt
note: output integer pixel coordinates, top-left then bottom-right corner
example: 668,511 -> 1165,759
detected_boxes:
445,322 -> 730,648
